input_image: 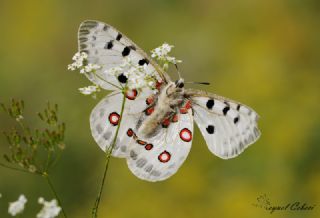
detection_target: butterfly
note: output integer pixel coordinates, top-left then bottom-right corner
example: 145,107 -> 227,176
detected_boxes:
77,20 -> 261,182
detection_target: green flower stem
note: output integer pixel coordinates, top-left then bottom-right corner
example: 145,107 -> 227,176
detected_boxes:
45,150 -> 52,172
42,172 -> 67,218
93,72 -> 122,90
0,162 -> 36,175
0,163 -> 67,217
92,91 -> 127,218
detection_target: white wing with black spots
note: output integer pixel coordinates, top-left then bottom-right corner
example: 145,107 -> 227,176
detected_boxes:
78,20 -> 169,90
90,89 -> 154,157
189,91 -> 260,159
126,110 -> 194,182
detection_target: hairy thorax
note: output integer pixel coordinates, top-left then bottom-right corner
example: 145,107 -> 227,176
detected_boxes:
137,81 -> 188,138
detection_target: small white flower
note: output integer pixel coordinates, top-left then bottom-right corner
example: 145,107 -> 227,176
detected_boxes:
79,63 -> 101,74
15,115 -> 24,122
36,197 -> 61,218
67,52 -> 92,71
151,43 -> 181,65
8,194 -> 27,216
28,165 -> 37,173
148,81 -> 154,87
79,85 -> 100,96
106,57 -> 161,90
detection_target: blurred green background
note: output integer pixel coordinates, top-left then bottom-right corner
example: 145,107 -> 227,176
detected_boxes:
1,0 -> 320,217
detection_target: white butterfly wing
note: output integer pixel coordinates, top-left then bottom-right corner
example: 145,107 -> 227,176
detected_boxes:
126,110 -> 194,182
188,90 -> 261,159
78,20 -> 169,90
90,89 -> 154,157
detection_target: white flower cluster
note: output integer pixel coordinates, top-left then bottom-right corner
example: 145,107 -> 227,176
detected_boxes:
36,197 -> 61,218
68,52 -> 101,74
68,42 -> 182,92
151,43 -> 182,66
6,194 -> 61,218
79,63 -> 101,74
8,194 -> 27,216
78,85 -> 100,97
67,52 -> 87,70
107,57 -> 161,90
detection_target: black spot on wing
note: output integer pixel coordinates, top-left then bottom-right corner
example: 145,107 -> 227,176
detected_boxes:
206,99 -> 214,109
206,125 -> 215,134
104,40 -> 113,49
122,46 -> 131,56
234,116 -> 240,124
223,106 -> 230,116
116,33 -> 122,41
118,73 -> 128,83
103,25 -> 108,31
138,58 -> 149,66
236,104 -> 241,111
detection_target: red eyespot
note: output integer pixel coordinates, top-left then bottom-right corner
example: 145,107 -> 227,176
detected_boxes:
146,96 -> 154,105
145,144 -> 153,151
180,108 -> 188,114
185,100 -> 192,109
126,89 -> 138,100
162,118 -> 170,128
137,140 -> 147,145
145,107 -> 155,115
180,128 -> 192,142
108,112 -> 120,126
158,150 -> 171,163
127,128 -> 134,137
172,114 -> 179,123
156,81 -> 163,90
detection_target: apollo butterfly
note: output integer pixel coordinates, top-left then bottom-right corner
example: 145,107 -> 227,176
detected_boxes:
77,20 -> 261,182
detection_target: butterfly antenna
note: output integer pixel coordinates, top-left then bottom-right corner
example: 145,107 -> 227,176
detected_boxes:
174,64 -> 182,79
185,81 -> 211,85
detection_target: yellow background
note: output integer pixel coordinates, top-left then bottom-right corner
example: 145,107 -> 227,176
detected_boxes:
0,0 -> 319,217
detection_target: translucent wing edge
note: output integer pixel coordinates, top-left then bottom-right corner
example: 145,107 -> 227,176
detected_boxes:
77,20 -> 171,83
187,88 -> 261,159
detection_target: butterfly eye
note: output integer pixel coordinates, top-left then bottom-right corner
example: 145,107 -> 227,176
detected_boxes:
175,80 -> 184,88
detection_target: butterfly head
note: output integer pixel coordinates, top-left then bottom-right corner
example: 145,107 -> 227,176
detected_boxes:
175,78 -> 185,89
165,79 -> 185,97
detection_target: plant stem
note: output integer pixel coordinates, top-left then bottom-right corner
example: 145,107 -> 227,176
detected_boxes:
0,162 -> 38,175
93,72 -> 122,90
92,92 -> 127,218
43,172 -> 68,218
0,162 -> 67,217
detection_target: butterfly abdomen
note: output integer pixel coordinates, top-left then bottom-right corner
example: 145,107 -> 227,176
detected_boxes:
138,82 -> 185,138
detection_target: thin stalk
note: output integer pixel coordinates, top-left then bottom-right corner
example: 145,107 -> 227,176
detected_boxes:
0,162 -> 67,217
93,72 -> 122,90
0,162 -> 41,175
92,92 -> 127,218
45,150 -> 52,172
43,172 -> 68,218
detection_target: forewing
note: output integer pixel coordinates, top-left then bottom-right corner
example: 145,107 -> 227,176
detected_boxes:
126,110 -> 194,182
90,89 -> 154,157
78,20 -> 169,90
187,89 -> 261,159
